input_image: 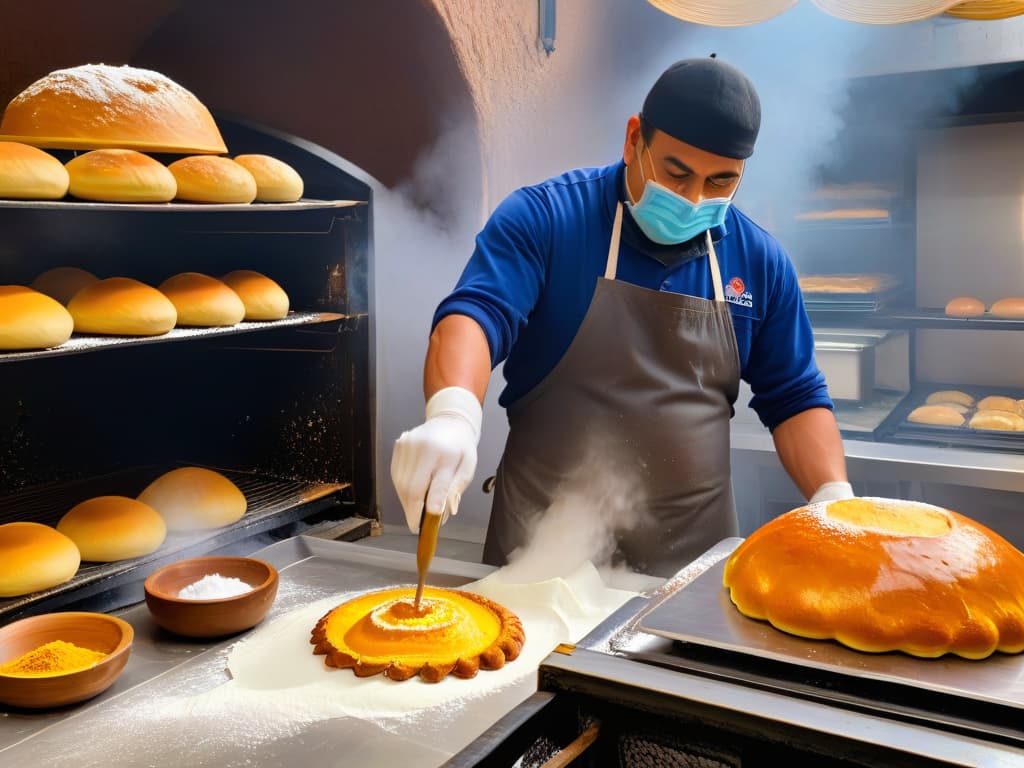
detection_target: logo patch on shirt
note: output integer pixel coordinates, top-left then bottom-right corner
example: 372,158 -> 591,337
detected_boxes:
725,276 -> 753,308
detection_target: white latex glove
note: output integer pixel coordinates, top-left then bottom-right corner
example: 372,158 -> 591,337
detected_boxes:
390,386 -> 482,533
809,481 -> 855,504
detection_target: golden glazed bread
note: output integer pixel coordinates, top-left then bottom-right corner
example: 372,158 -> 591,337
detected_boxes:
57,496 -> 166,562
68,277 -> 177,336
0,141 -> 68,199
220,270 -> 289,320
944,296 -> 986,318
990,298 -> 1024,319
0,286 -> 74,350
0,64 -> 227,154
168,156 -> 257,204
977,396 -> 1024,416
723,497 -> 1024,659
137,467 -> 247,532
311,586 -> 525,682
158,272 -> 245,327
907,404 -> 965,427
233,154 -> 303,202
925,389 -> 975,407
0,522 -> 80,597
970,410 -> 1024,432
65,149 -> 176,203
30,266 -> 99,305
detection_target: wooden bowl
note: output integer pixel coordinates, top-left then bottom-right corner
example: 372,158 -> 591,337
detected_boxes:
0,611 -> 133,709
144,556 -> 278,638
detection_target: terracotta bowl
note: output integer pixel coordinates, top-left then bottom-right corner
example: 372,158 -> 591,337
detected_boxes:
144,556 -> 278,638
0,611 -> 133,709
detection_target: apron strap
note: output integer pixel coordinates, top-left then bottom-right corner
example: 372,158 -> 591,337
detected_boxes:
606,203 -> 726,304
707,230 -> 725,303
605,203 -> 623,280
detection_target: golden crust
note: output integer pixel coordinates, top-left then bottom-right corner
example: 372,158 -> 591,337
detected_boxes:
723,498 -> 1024,659
310,586 -> 525,682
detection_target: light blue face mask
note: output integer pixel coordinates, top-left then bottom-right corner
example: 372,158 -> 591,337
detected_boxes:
627,148 -> 735,245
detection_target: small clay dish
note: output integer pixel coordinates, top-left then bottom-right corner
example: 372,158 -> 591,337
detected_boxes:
0,611 -> 133,709
144,556 -> 278,638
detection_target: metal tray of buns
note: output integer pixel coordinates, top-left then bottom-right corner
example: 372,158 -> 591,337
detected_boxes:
881,384 -> 1024,452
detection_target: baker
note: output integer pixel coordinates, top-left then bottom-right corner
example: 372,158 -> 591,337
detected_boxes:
391,56 -> 853,577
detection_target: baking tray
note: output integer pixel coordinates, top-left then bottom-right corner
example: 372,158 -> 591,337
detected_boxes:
802,286 -> 909,313
880,383 -> 1024,452
0,536 -> 519,767
637,558 -> 1024,717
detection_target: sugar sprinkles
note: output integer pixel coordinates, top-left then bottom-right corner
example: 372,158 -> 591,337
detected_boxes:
178,573 -> 254,600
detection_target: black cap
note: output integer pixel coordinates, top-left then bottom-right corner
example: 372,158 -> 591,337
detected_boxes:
641,57 -> 761,159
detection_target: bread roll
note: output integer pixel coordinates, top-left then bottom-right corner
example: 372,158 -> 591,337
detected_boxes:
944,296 -> 985,318
990,298 -> 1024,319
158,272 -> 245,327
0,522 -> 80,597
169,156 -> 257,204
0,64 -> 227,154
68,277 -> 177,336
65,149 -> 176,203
977,396 -> 1023,416
30,266 -> 99,305
233,154 -> 304,202
0,285 -> 74,350
925,390 -> 975,407
137,467 -> 247,531
57,496 -> 166,562
220,270 -> 289,320
928,401 -> 970,415
908,404 -> 965,427
0,141 -> 69,199
970,411 -> 1024,431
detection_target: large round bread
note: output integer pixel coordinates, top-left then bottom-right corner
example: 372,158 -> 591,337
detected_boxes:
169,156 -> 257,204
158,272 -> 245,327
65,149 -> 176,203
233,154 -> 304,202
0,141 -> 69,199
220,270 -> 289,320
944,296 -> 985,318
137,467 -> 247,532
723,497 -> 1024,659
57,496 -> 166,562
68,277 -> 177,336
0,286 -> 74,350
30,266 -> 99,305
0,64 -> 227,154
0,522 -> 80,597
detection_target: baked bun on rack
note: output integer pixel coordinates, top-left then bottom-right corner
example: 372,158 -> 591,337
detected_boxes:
0,522 -> 80,596
990,298 -> 1024,319
0,286 -> 74,350
220,270 -> 289,320
0,141 -> 69,199
944,296 -> 985,318
168,156 -> 257,204
65,149 -> 176,203
137,467 -> 247,532
0,63 -> 227,154
723,497 -> 1024,659
57,496 -> 166,562
30,266 -> 99,305
233,154 -> 304,202
158,272 -> 245,327
68,277 -> 177,336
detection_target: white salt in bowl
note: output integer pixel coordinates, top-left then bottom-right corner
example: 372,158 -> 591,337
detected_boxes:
144,556 -> 278,638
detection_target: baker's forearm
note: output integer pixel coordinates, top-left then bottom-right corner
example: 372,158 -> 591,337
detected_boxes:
423,314 -> 492,404
771,407 -> 848,499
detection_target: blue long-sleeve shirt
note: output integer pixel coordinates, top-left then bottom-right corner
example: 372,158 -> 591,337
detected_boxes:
433,161 -> 832,430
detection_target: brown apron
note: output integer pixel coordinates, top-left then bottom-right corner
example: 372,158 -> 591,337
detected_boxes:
483,202 -> 741,577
